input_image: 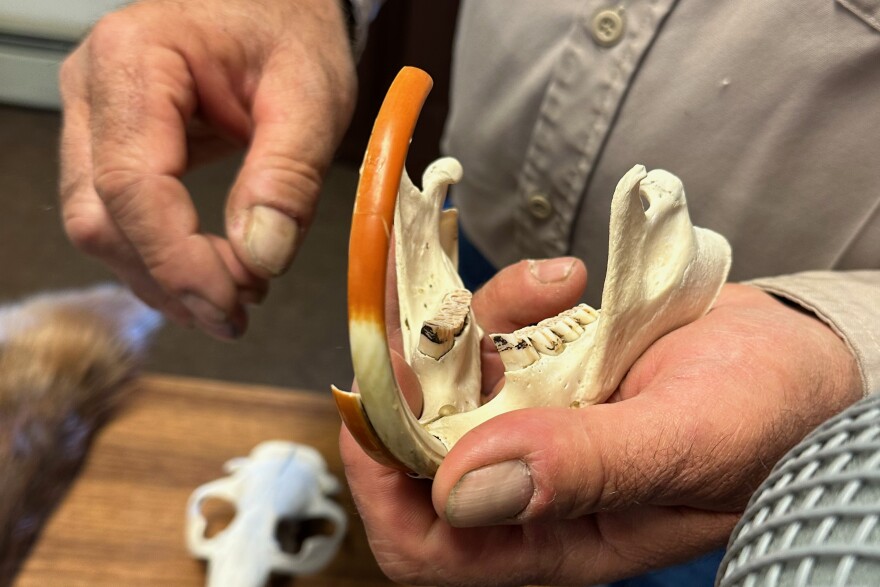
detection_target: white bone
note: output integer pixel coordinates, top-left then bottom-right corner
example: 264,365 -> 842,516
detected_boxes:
394,158 -> 484,422
393,162 -> 731,454
185,440 -> 347,586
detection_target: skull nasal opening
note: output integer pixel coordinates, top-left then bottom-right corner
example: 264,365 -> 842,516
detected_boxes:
275,517 -> 338,554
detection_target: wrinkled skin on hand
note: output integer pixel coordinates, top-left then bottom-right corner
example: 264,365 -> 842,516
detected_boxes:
340,258 -> 862,586
59,0 -> 356,339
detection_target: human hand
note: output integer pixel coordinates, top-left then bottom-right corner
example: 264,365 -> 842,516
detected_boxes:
341,262 -> 863,586
59,0 -> 356,339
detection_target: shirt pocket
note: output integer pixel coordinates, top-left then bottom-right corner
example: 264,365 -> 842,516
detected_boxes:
836,0 -> 880,32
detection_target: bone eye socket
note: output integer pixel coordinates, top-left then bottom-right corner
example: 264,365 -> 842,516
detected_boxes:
275,517 -> 337,555
198,497 -> 237,539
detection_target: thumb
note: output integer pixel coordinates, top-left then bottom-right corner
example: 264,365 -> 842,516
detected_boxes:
472,257 -> 587,395
226,52 -> 355,278
433,395 -> 685,527
472,257 -> 588,334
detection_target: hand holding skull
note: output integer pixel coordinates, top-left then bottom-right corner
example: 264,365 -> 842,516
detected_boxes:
341,266 -> 862,586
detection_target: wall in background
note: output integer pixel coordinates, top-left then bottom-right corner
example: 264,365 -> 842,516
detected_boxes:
337,0 -> 460,179
0,0 -> 130,108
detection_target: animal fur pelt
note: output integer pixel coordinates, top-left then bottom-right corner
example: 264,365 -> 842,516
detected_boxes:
0,285 -> 160,583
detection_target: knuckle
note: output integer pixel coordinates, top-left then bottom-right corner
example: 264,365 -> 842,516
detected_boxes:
259,155 -> 323,203
63,208 -> 114,256
87,11 -> 148,56
143,249 -> 187,291
58,52 -> 82,98
540,413 -> 611,518
238,156 -> 323,227
302,57 -> 357,125
93,169 -> 140,206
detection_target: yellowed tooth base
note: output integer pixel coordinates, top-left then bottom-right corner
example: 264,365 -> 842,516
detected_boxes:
348,320 -> 447,477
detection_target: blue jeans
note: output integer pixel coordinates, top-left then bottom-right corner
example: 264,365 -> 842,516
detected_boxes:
608,549 -> 725,587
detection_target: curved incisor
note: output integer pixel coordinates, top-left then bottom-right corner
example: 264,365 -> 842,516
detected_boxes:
334,67 -> 447,476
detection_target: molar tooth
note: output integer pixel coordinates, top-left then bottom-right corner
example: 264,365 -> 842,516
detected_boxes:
418,289 -> 472,359
518,325 -> 564,356
540,315 -> 583,342
444,290 -> 472,336
492,333 -> 540,371
419,322 -> 455,359
568,304 -> 599,326
534,304 -> 597,343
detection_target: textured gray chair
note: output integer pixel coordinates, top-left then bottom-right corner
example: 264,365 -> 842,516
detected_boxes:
717,393 -> 880,587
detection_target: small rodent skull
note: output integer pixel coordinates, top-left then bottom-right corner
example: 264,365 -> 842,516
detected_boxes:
186,440 -> 347,586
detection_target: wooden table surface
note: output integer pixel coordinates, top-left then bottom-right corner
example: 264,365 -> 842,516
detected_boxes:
14,374 -> 396,587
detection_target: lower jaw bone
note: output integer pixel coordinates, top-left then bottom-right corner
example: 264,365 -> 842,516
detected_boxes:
333,62 -> 731,480
350,160 -> 730,474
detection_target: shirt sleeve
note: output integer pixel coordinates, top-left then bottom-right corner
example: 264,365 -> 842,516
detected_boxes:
748,271 -> 880,396
345,0 -> 384,57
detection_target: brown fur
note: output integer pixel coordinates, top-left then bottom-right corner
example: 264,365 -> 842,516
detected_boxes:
0,286 -> 159,582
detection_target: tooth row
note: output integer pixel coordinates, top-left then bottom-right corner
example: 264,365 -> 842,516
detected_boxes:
562,304 -> 600,326
418,289 -> 472,359
517,325 -> 564,355
493,303 -> 599,371
539,304 -> 597,340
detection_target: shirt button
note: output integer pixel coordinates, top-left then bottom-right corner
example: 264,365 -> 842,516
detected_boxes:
591,8 -> 625,47
526,193 -> 553,220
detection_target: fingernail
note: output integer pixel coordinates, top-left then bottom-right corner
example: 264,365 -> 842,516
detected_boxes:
529,258 -> 575,283
245,206 -> 298,275
180,294 -> 237,341
200,320 -> 239,341
445,460 -> 533,527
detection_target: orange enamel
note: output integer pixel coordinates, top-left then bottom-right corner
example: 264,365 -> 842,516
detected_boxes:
348,67 -> 433,322
331,386 -> 410,472
348,215 -> 393,322
338,67 -> 433,470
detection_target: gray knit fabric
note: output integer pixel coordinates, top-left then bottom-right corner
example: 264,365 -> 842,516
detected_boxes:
718,393 -> 880,587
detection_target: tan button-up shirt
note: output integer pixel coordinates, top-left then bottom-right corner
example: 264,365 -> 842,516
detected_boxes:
356,0 -> 880,393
